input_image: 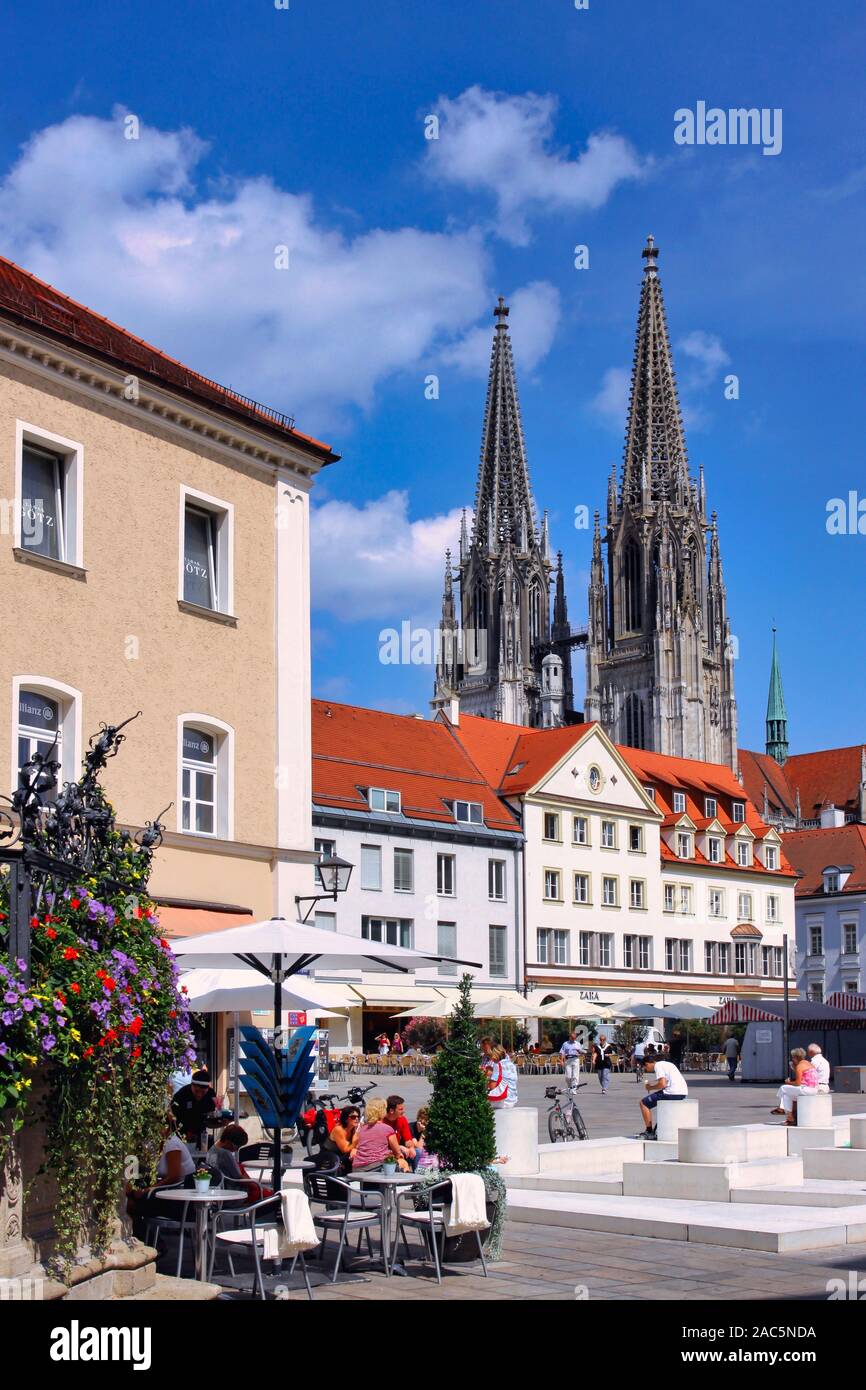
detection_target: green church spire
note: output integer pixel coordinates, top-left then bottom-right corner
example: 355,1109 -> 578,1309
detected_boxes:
765,626 -> 789,765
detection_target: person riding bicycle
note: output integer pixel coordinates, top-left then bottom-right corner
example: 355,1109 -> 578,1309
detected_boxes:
560,1031 -> 585,1087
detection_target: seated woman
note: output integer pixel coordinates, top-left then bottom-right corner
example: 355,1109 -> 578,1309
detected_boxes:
126,1113 -> 196,1236
351,1097 -> 410,1173
207,1123 -> 272,1201
320,1105 -> 361,1173
771,1048 -> 819,1125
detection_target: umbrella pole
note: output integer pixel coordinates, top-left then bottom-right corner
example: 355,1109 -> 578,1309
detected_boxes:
272,953 -> 282,1196
233,1011 -> 241,1122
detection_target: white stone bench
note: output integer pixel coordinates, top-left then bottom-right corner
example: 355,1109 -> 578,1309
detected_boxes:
679,1127 -> 748,1165
850,1116 -> 866,1150
797,1093 -> 833,1128
655,1098 -> 699,1143
494,1107 -> 539,1175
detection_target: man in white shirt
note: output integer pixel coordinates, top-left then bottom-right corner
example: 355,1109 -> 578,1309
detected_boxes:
807,1044 -> 831,1092
640,1056 -> 688,1138
560,1032 -> 585,1088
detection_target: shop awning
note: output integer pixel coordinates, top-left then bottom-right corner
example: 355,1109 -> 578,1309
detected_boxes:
825,991 -> 866,1012
156,904 -> 255,938
348,983 -> 443,1008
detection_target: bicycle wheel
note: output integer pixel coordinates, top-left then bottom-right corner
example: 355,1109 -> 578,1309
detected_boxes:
548,1109 -> 566,1143
572,1107 -> 589,1141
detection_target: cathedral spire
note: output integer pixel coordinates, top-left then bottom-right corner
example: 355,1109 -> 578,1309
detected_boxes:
621,236 -> 690,510
765,626 -> 789,765
472,296 -> 537,551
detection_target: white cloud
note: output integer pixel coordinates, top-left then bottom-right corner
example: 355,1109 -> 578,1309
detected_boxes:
677,330 -> 730,387
0,109 -> 501,431
311,490 -> 463,621
589,366 -> 630,425
442,280 -> 561,378
425,86 -> 649,245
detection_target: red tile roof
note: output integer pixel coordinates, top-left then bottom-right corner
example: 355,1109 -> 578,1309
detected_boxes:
452,714 -> 594,794
0,254 -> 337,462
312,701 -> 521,834
781,824 -> 866,897
740,744 -> 866,826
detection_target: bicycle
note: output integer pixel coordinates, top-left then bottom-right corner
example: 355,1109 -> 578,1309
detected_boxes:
545,1083 -> 589,1142
300,1082 -> 377,1156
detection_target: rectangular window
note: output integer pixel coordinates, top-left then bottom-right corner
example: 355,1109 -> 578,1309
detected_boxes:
764,845 -> 778,870
601,820 -> 616,849
624,936 -> 635,968
707,837 -> 722,863
677,832 -> 691,859
673,791 -> 686,814
735,942 -> 747,975
738,891 -> 753,921
644,786 -> 656,802
629,824 -> 644,853
488,859 -> 506,901
553,930 -> 569,966
393,848 -> 414,893
183,505 -> 218,609
181,725 -> 217,835
809,982 -> 824,1003
843,923 -> 858,955
599,933 -> 613,968
370,787 -> 401,813
748,942 -> 758,976
572,815 -> 589,845
454,800 -> 483,825
17,688 -> 63,793
709,889 -> 725,918
825,872 -> 840,894
717,942 -> 730,974
629,879 -> 645,910
737,840 -> 750,867
761,946 -> 771,977
665,938 -> 676,972
543,811 -> 560,841
638,937 -> 650,970
809,925 -> 823,956
21,444 -> 66,561
732,801 -> 745,823
602,876 -> 618,907
679,885 -> 693,915
313,838 -> 336,886
573,872 -> 590,905
680,940 -> 692,972
773,946 -> 784,977
437,921 -> 457,974
664,883 -> 676,913
489,926 -> 507,978
313,911 -> 337,932
579,931 -> 592,967
705,797 -> 718,818
544,869 -> 561,901
705,942 -> 715,974
536,930 -> 549,964
360,844 -> 382,891
363,917 -> 413,948
437,853 -> 455,897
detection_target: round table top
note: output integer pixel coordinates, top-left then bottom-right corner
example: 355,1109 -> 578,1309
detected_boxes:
348,1169 -> 428,1185
159,1188 -> 246,1204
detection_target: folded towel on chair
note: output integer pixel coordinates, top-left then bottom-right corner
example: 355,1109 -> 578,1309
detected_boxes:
444,1172 -> 488,1236
261,1189 -> 319,1262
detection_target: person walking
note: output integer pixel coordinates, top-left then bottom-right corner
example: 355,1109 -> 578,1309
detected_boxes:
595,1034 -> 614,1096
560,1031 -> 585,1088
723,1034 -> 740,1082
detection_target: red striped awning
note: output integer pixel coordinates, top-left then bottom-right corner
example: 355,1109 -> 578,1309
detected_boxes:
825,991 -> 866,1012
707,1000 -> 779,1025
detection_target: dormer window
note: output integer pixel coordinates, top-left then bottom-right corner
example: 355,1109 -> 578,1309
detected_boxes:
732,801 -> 745,824
824,869 -> 840,894
644,786 -> 656,802
454,800 -> 483,825
764,845 -> 778,871
707,837 -> 722,864
705,797 -> 718,818
369,787 -> 401,813
677,831 -> 692,859
736,840 -> 751,867
673,791 -> 686,814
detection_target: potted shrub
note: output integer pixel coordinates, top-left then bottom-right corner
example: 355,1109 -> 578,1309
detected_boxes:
422,974 -> 507,1261
193,1166 -> 212,1194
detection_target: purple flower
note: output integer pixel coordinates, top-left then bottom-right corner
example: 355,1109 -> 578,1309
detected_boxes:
21,998 -> 35,1013
0,1043 -> 8,1057
1,1011 -> 13,1027
52,998 -> 65,1013
3,991 -> 17,1005
39,1014 -> 50,1027
42,1035 -> 56,1052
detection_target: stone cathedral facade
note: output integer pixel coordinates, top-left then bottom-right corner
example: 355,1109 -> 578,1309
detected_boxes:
432,298 -> 576,728
584,237 -> 738,770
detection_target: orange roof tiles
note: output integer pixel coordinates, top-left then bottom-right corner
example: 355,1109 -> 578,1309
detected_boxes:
740,744 -> 866,826
312,700 -> 521,834
0,254 -> 337,462
453,714 -> 594,794
782,824 -> 866,897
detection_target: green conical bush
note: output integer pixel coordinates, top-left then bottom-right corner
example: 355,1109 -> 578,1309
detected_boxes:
426,974 -> 496,1171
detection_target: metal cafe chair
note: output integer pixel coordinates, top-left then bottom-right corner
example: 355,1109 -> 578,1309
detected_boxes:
209,1194 -> 316,1300
303,1170 -> 381,1282
392,1179 -> 489,1285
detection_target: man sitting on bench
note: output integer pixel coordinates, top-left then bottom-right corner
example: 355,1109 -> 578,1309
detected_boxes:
640,1054 -> 688,1138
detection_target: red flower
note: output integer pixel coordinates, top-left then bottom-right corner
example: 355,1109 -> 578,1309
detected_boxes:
180,985 -> 188,994
96,969 -> 106,980
103,977 -> 116,993
70,983 -> 81,995
45,927 -> 57,940
56,992 -> 67,1006
131,1046 -> 141,1060
70,898 -> 81,909
159,938 -> 169,949
83,1047 -> 94,1058
30,916 -> 39,928
168,1010 -> 177,1019
63,947 -> 79,961
128,1016 -> 143,1036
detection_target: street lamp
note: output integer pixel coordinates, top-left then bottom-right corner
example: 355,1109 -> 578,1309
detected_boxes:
295,852 -> 353,922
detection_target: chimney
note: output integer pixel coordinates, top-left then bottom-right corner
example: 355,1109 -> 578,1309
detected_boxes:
819,803 -> 846,829
447,695 -> 460,727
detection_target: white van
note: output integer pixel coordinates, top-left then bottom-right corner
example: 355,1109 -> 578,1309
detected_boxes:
634,1026 -> 667,1052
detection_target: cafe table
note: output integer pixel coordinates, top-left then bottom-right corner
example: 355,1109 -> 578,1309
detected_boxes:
346,1169 -> 431,1277
159,1188 -> 245,1281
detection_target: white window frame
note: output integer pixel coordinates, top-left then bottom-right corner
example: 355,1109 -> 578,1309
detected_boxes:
718,942 -> 730,974
488,859 -> 506,902
602,875 -> 618,907
601,819 -> 617,849
543,810 -> 561,842
360,844 -> 382,891
573,871 -> 590,905
178,485 -> 234,616
552,930 -> 569,966
708,888 -> 725,918
543,868 -> 562,902
572,814 -> 589,846
536,929 -> 550,965
705,797 -> 717,818
737,891 -> 753,922
763,843 -> 779,871
629,824 -> 644,853
454,800 -> 483,825
679,885 -> 693,915
393,847 -> 414,893
15,421 -> 84,568
663,883 -> 676,913
369,787 -> 401,813
437,853 -> 456,897
11,676 -> 82,794
707,836 -> 722,863
177,713 -> 234,840
638,936 -> 651,970
732,801 -> 745,823
630,878 -> 645,910
673,791 -> 686,814
766,894 -> 780,922
737,839 -> 751,867
677,832 -> 692,859
842,922 -> 858,955
489,925 -> 507,979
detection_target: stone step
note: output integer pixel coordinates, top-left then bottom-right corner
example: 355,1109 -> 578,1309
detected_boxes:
732,1179 -> 866,1208
122,1273 -> 223,1301
506,1171 -> 624,1196
797,1094 -> 834,1128
505,1188 -> 866,1253
537,1137 -> 642,1176
622,1155 -> 804,1203
642,1141 -> 679,1163
804,1147 -> 866,1181
851,1117 -> 866,1149
786,1126 -> 841,1156
677,1125 -> 788,1164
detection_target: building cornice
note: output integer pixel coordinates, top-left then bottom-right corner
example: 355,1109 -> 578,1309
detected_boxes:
0,319 -> 325,485
312,805 -> 523,851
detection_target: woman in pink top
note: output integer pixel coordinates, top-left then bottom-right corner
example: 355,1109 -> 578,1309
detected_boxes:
352,1097 -> 410,1172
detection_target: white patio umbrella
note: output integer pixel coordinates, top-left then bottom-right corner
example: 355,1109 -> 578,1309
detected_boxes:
655,1002 -> 717,1021
538,997 -> 619,1021
172,918 -> 480,1190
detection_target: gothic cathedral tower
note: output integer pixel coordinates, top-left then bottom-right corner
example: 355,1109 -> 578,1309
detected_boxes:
584,238 -> 738,770
433,298 -> 575,726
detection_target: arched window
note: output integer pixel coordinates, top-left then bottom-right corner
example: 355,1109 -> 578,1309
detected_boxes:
623,539 -> 642,631
178,715 -> 234,839
623,693 -> 646,750
529,578 -> 543,647
12,676 -> 81,794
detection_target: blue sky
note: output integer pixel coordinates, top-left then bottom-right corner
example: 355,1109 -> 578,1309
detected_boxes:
1,1 -> 864,755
